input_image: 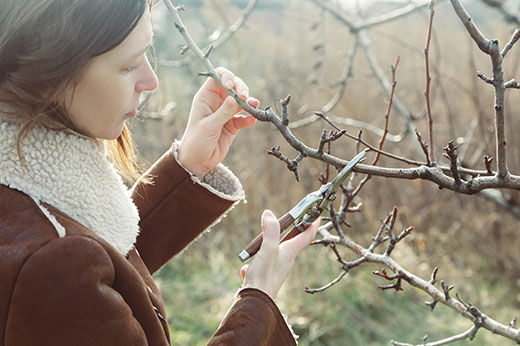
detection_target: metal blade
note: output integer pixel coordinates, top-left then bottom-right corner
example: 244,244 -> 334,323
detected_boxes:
329,149 -> 367,195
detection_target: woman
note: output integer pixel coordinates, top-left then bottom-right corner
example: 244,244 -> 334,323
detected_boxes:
0,0 -> 319,345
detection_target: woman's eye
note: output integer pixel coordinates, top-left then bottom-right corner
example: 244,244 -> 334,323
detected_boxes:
124,62 -> 141,73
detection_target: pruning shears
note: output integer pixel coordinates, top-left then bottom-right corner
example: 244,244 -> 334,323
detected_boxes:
239,149 -> 367,262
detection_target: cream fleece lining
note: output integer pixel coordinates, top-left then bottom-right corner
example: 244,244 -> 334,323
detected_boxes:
0,120 -> 245,256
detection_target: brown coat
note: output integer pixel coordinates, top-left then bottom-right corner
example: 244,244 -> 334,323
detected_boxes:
0,150 -> 296,346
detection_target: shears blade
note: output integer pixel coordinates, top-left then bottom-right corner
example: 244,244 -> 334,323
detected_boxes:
327,149 -> 367,198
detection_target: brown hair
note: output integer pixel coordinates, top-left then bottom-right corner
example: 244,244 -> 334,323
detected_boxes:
0,0 -> 153,181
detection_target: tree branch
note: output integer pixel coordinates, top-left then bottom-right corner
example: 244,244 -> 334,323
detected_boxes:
392,325 -> 479,346
424,0 -> 436,164
450,0 -> 509,177
314,218 -> 520,343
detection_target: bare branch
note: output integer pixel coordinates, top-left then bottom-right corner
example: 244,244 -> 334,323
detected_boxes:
505,79 -> 520,89
368,211 -> 393,252
450,0 -> 509,177
308,0 -> 425,139
358,0 -> 439,31
315,111 -> 424,166
281,94 -> 291,126
314,225 -> 520,343
477,71 -> 494,85
359,31 -> 417,137
304,269 -> 348,294
424,0 -> 436,164
209,0 -> 258,50
501,29 -> 520,57
167,0 -> 520,197
480,189 -> 520,219
267,146 -> 304,182
415,129 -> 431,166
449,0 -> 495,54
443,140 -> 461,185
322,37 -> 359,114
373,56 -> 400,164
392,325 -> 479,346
290,114 -> 404,143
309,0 -> 437,33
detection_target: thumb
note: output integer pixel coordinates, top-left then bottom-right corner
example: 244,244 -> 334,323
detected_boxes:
213,96 -> 238,124
281,217 -> 320,255
257,210 -> 280,258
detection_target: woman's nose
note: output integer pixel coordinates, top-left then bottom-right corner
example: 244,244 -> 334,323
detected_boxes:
136,57 -> 159,92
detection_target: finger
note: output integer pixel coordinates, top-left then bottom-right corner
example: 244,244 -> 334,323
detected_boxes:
280,218 -> 320,257
240,264 -> 249,281
257,209 -> 280,257
234,77 -> 249,101
247,97 -> 260,108
212,96 -> 239,124
231,114 -> 256,131
200,67 -> 236,93
233,97 -> 259,115
216,66 -> 236,90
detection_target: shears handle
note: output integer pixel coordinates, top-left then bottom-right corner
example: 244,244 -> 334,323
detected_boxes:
238,212 -> 294,262
279,213 -> 319,243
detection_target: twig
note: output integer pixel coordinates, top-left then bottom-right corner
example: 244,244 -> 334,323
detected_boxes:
443,140 -> 461,185
484,155 -> 494,175
373,56 -> 400,164
267,146 -> 304,182
501,29 -> 520,58
290,114 -> 404,143
391,325 -> 479,346
368,212 -> 393,252
315,111 -> 424,166
321,37 -> 358,114
208,0 -> 258,50
415,129 -> 431,166
319,143 -> 331,184
504,79 -> 520,89
281,94 -> 291,126
304,254 -> 367,294
477,71 -> 494,85
424,0 -> 436,164
359,31 -> 417,137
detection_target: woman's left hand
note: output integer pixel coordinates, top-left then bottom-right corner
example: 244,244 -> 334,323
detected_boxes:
177,67 -> 259,179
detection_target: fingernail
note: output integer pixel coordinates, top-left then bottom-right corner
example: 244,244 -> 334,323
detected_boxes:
262,209 -> 274,219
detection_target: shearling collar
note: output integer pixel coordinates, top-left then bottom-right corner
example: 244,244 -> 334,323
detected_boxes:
0,120 -> 140,255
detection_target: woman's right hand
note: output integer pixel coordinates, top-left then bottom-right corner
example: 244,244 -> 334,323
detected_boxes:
240,210 -> 320,300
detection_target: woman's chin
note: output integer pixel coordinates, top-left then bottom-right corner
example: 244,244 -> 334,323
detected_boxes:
95,124 -> 125,140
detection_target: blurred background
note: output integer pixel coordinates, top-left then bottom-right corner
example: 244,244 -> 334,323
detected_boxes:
132,0 -> 520,344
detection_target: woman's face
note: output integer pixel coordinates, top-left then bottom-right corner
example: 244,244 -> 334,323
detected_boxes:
65,7 -> 158,139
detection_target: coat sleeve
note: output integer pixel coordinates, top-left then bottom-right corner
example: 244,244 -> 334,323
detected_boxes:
131,145 -> 244,274
208,288 -> 297,345
4,236 -> 148,346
